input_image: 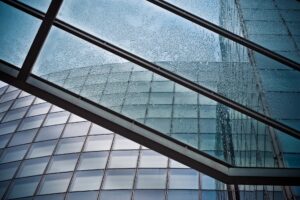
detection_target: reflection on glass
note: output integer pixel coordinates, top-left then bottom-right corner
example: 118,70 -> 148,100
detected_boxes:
0,161 -> 20,181
102,169 -> 134,189
17,157 -> 49,178
134,190 -> 165,200
7,176 -> 40,199
43,111 -> 69,126
0,2 -> 40,67
55,137 -> 84,154
108,150 -> 138,168
2,107 -> 28,122
168,190 -> 198,200
47,154 -> 79,173
27,140 -> 57,158
136,169 -> 167,189
17,0 -> 51,12
8,129 -> 37,146
169,169 -> 199,189
99,190 -> 131,200
35,124 -> 64,141
139,150 -> 168,168
0,144 -> 29,163
63,121 -> 90,137
78,151 -> 108,170
18,115 -> 45,131
38,173 -> 72,195
84,135 -> 113,151
67,191 -> 98,200
70,170 -> 103,191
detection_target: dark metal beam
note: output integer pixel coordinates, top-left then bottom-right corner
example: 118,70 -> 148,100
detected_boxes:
1,63 -> 300,185
147,0 -> 300,71
16,0 -> 63,81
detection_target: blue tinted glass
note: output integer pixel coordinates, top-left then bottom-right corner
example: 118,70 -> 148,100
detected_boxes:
17,157 -> 49,178
70,170 -> 103,191
9,129 -> 37,146
134,190 -> 165,200
167,190 -> 198,200
27,140 -> 57,158
47,154 -> 79,173
0,161 -> 20,181
99,190 -> 131,200
38,173 -> 72,195
78,151 -> 108,170
0,2 -> 40,67
7,176 -> 41,199
67,191 -> 98,200
17,0 -> 51,12
0,144 -> 29,163
35,124 -> 64,141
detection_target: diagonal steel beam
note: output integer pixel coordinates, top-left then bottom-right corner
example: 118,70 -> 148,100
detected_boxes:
147,0 -> 300,71
1,0 -> 300,139
1,63 -> 300,185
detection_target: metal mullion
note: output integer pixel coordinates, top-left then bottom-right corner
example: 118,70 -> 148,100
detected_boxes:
52,20 -> 300,140
17,0 -> 63,82
146,0 -> 300,71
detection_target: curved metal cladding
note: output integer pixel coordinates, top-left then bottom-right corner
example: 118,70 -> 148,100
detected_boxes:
0,67 -> 285,200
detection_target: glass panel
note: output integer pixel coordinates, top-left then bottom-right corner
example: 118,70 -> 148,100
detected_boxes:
17,0 -> 51,12
0,144 -> 29,163
139,150 -> 168,168
0,100 -> 13,113
43,111 -> 69,126
0,120 -> 21,135
35,193 -> 65,200
8,129 -> 38,146
134,190 -> 165,200
67,191 -> 98,200
38,173 -> 72,195
136,169 -> 167,189
112,135 -> 140,150
70,170 -> 103,191
55,137 -> 84,154
69,114 -> 87,123
108,150 -> 138,168
35,124 -> 64,141
17,157 -> 50,178
7,176 -> 41,199
78,151 -> 108,170
0,181 -> 10,199
47,154 -> 79,173
0,161 -> 20,181
26,103 -> 51,117
84,135 -> 113,152
99,190 -> 131,200
27,140 -> 57,158
11,96 -> 35,109
18,115 -> 45,131
0,2 -> 40,67
0,134 -> 11,148
167,190 -> 198,200
2,107 -> 28,122
52,0 -> 300,132
62,121 -> 90,137
168,169 -> 199,189
0,90 -> 20,103
89,124 -> 113,135
102,169 -> 135,189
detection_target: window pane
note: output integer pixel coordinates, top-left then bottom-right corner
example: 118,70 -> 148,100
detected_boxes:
2,107 -> 28,122
8,129 -> 37,146
78,151 -> 108,170
35,193 -> 65,200
26,103 -> 51,117
18,115 -> 45,131
67,191 -> 98,200
0,144 -> 29,163
112,135 -> 140,150
17,157 -> 49,178
38,173 -> 72,195
136,169 -> 167,189
7,176 -> 41,199
70,170 -> 103,191
55,137 -> 84,154
99,190 -> 131,200
84,135 -> 113,152
18,0 -> 51,12
27,140 -> 57,158
62,122 -> 90,138
108,150 -> 138,168
102,169 -> 134,189
0,161 -> 20,181
134,190 -> 165,200
169,169 -> 199,189
0,134 -> 11,148
35,124 -> 64,141
0,181 -> 10,199
43,111 -> 69,126
0,100 -> 13,113
139,150 -> 168,168
69,114 -> 87,123
11,96 -> 35,109
0,120 -> 21,135
0,90 -> 20,103
47,154 -> 79,173
167,190 -> 198,200
89,124 -> 113,135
